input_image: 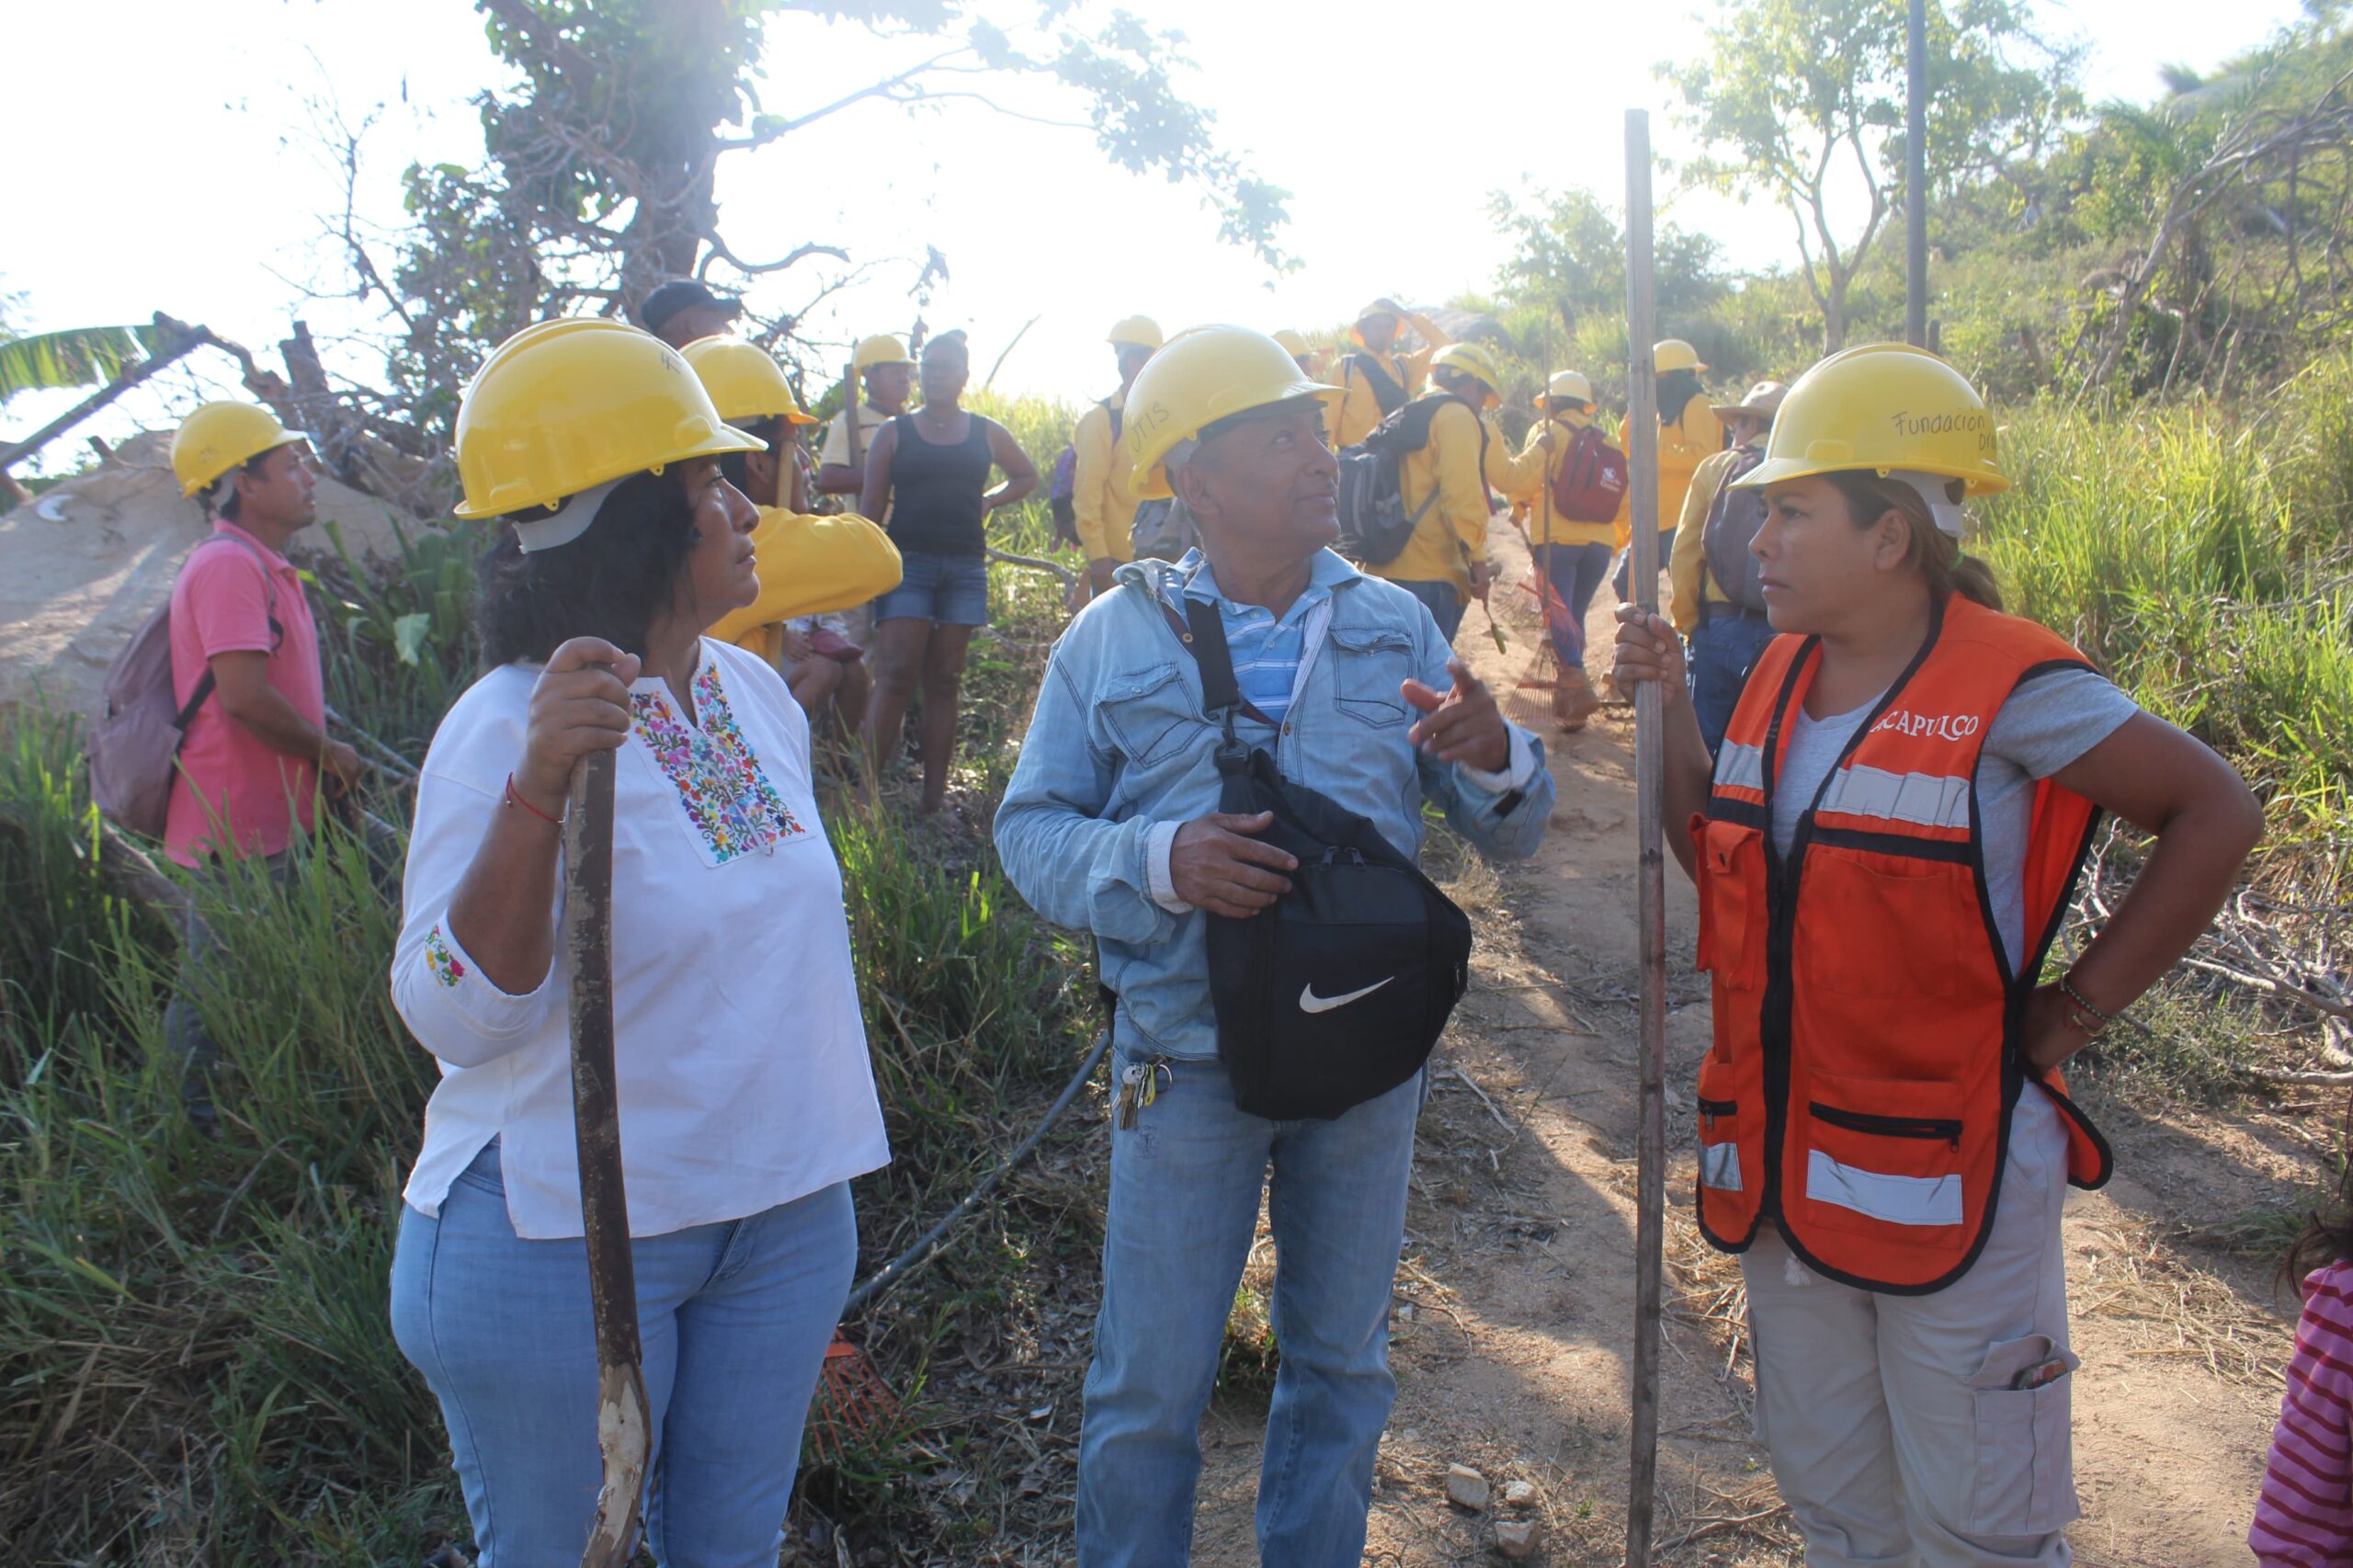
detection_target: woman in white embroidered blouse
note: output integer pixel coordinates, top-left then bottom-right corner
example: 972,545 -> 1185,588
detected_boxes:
387,318 -> 889,1565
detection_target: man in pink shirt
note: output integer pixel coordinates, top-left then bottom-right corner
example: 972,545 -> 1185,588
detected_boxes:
162,401 -> 364,1133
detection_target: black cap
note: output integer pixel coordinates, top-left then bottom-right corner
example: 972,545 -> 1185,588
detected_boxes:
638,279 -> 742,334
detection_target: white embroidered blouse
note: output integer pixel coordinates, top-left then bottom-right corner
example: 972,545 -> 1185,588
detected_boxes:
390,639 -> 890,1239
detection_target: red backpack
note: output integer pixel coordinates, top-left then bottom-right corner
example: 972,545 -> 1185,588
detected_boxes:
1549,426 -> 1630,523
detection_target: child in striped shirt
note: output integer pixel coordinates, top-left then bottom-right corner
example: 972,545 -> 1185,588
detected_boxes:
2254,1176 -> 2353,1564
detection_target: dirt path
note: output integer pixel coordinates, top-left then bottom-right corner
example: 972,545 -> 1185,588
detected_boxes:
1188,525 -> 2302,1566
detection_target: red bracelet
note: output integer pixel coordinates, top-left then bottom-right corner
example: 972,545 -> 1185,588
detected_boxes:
504,773 -> 564,827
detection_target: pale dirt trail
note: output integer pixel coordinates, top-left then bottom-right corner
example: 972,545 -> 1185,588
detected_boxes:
1188,524 -> 2300,1566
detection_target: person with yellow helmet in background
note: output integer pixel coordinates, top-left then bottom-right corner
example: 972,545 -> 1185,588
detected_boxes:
995,324 -> 1551,1568
160,402 -> 363,1136
1071,314 -> 1164,599
684,338 -> 904,731
815,332 -> 916,502
388,318 -> 890,1563
1612,344 -> 2260,1568
1612,337 -> 1720,603
1667,379 -> 1788,756
1367,340 -> 1507,645
1333,296 -> 1453,448
1272,329 -> 1342,446
1493,370 -> 1618,729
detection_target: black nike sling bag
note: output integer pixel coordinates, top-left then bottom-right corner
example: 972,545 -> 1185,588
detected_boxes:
1175,594 -> 1473,1120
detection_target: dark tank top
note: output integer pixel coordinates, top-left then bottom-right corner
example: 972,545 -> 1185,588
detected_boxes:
886,411 -> 993,557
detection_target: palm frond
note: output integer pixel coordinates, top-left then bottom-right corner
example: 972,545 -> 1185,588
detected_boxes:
0,324 -> 170,403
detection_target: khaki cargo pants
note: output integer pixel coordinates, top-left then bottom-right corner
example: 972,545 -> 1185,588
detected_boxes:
1742,1089 -> 2078,1567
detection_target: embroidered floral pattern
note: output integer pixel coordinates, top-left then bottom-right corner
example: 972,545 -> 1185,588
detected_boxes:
424,925 -> 466,988
631,661 -> 803,864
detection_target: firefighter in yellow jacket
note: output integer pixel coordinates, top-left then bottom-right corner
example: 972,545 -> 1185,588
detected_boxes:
1612,345 -> 2260,1568
1370,343 -> 1504,644
1495,370 -> 1616,729
1668,380 -> 1786,756
1333,297 -> 1452,448
1071,315 -> 1162,599
1613,337 -> 1720,601
685,339 -> 904,722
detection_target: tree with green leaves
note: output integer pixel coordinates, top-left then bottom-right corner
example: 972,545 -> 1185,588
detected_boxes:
367,0 -> 1290,433
1664,0 -> 2082,351
1487,186 -> 1726,339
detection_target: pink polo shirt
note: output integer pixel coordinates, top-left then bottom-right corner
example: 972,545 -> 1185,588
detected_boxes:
163,523 -> 325,868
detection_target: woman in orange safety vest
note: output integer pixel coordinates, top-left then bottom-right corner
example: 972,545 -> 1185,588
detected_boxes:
1613,344 -> 2262,1566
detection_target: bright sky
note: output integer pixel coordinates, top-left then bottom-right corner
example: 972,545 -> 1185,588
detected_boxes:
0,0 -> 2312,473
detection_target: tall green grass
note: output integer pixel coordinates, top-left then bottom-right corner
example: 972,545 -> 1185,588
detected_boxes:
0,422 -> 1098,1559
1979,356 -> 2353,858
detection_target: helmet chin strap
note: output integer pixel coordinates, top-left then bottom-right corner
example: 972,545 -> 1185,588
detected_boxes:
514,475 -> 627,553
1888,469 -> 1967,540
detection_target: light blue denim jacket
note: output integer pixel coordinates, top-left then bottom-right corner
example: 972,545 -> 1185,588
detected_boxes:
994,549 -> 1554,1061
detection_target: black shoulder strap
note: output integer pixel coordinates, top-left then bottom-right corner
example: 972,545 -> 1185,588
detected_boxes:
1150,589 -> 1279,736
1183,596 -> 1243,715
1103,397 -> 1123,444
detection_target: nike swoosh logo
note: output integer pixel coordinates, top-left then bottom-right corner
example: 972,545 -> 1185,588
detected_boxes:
1299,976 -> 1396,1015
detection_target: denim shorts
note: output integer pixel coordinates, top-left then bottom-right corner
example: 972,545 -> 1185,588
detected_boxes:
874,548 -> 990,626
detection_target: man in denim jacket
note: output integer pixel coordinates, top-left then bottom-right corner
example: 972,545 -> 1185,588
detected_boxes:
995,326 -> 1553,1566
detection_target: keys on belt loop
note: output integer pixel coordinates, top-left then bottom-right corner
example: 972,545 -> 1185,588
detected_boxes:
1114,1058 -> 1173,1130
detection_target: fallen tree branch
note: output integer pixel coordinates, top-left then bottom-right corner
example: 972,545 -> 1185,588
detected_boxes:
0,315 -> 207,475
2179,953 -> 2353,1023
985,545 -> 1075,594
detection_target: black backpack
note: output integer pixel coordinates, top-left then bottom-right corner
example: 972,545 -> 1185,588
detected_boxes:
1340,352 -> 1409,419
1700,447 -> 1772,614
1334,393 -> 1489,566
1176,595 -> 1472,1120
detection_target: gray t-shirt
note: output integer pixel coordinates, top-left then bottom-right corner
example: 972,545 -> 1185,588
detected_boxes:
1769,666 -> 2139,971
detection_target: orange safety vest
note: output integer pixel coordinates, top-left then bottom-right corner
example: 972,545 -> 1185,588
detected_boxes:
1691,595 -> 2114,1293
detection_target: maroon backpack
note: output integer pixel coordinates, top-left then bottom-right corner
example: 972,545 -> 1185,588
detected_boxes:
89,534 -> 278,838
1549,425 -> 1630,524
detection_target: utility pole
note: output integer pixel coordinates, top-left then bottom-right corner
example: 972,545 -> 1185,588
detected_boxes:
1907,0 -> 1930,347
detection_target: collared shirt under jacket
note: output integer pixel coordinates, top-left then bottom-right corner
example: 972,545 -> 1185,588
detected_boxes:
993,549 -> 1555,1062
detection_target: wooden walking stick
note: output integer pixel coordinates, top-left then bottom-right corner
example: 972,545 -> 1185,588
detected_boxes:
563,745 -> 651,1568
1622,107 -> 1671,1568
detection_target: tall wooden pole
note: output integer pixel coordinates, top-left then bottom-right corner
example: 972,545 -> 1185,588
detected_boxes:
565,746 -> 651,1568
1623,107 -> 1670,1568
1906,0 -> 1930,347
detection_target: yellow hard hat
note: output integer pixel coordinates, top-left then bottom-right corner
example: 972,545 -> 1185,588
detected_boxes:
682,337 -> 817,426
1270,329 -> 1311,358
1107,315 -> 1165,352
1430,342 -> 1505,405
854,334 -> 916,373
451,318 -> 766,519
1654,338 -> 1709,374
1546,370 -> 1596,406
1123,324 -> 1340,501
171,403 -> 311,497
1732,344 -> 2007,496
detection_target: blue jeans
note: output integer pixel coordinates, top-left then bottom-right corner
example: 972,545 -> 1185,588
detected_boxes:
1391,579 -> 1466,644
1688,608 -> 1779,759
390,1142 -> 856,1567
1537,540 -> 1613,669
1077,1046 -> 1423,1568
874,547 -> 989,626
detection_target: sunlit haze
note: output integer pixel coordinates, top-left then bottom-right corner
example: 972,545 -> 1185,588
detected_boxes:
0,0 -> 2311,470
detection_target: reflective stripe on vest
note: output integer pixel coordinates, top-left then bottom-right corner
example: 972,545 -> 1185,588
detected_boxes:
1688,595 -> 2116,1294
